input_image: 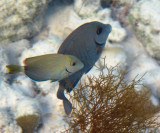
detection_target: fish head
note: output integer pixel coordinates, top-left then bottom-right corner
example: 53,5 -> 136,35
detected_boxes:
65,55 -> 84,74
58,21 -> 112,72
93,22 -> 112,47
79,21 -> 112,67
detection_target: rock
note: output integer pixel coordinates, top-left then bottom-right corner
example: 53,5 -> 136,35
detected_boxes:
36,81 -> 59,95
97,9 -> 127,42
0,109 -> 11,129
15,98 -> 41,133
100,0 -> 113,8
129,0 -> 160,59
101,45 -> 127,72
127,54 -> 160,105
38,91 -> 67,133
117,0 -> 137,6
0,0 -> 51,44
143,68 -> 160,96
0,47 -> 9,83
74,0 -> 101,17
12,75 -> 36,97
0,81 -> 30,133
19,35 -> 62,65
45,1 -> 126,42
0,108 -> 22,133
4,39 -> 30,64
128,55 -> 160,81
67,7 -> 127,43
101,0 -> 137,8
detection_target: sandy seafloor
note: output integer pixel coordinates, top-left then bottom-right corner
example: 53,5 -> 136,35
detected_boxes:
0,0 -> 160,132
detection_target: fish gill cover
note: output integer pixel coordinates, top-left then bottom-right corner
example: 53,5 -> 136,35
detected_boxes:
64,65 -> 160,133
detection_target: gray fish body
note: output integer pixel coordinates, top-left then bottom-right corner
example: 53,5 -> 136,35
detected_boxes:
57,21 -> 112,115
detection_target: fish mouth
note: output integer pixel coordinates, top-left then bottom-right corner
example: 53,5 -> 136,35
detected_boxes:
66,67 -> 72,73
95,41 -> 105,46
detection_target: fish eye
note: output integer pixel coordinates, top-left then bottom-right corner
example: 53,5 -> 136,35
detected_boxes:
96,27 -> 103,35
70,62 -> 76,66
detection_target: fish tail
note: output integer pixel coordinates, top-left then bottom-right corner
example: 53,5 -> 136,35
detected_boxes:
6,65 -> 23,74
63,99 -> 72,115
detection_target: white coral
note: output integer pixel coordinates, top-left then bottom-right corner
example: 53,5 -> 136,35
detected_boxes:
0,0 -> 51,44
46,1 -> 126,42
129,0 -> 160,59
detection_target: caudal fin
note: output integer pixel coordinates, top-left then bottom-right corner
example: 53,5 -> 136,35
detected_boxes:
63,99 -> 72,115
6,65 -> 23,74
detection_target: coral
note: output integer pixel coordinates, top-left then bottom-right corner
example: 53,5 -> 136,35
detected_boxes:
12,75 -> 36,97
127,54 -> 160,105
74,0 -> 101,17
38,90 -> 68,133
0,0 -> 51,44
0,108 -> 11,128
19,35 -> 62,65
0,47 -> 9,83
66,67 -> 160,132
100,0 -> 113,8
100,0 -> 137,8
16,115 -> 40,133
129,0 -> 160,59
3,39 -> 30,64
100,45 -> 127,73
67,7 -> 127,43
45,0 -> 126,42
0,82 -> 27,133
0,108 -> 22,133
116,0 -> 137,6
15,98 -> 41,133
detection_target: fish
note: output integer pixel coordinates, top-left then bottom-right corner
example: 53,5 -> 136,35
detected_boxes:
6,54 -> 84,82
57,21 -> 112,115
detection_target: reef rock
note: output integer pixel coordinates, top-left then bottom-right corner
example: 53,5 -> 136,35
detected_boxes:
128,54 -> 160,105
0,108 -> 22,133
68,6 -> 126,42
0,47 -> 9,83
129,0 -> 160,59
46,1 -> 126,43
0,81 -> 30,133
117,0 -> 137,6
15,98 -> 41,133
101,45 -> 127,73
4,39 -> 30,65
0,0 -> 51,44
19,35 -> 62,63
74,0 -> 101,17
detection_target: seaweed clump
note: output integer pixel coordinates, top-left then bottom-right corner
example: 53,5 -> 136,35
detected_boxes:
66,67 -> 160,133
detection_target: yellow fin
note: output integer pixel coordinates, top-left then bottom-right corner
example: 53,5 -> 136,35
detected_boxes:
50,79 -> 57,82
6,65 -> 22,74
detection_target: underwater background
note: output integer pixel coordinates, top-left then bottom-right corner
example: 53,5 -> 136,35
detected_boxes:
0,0 -> 160,132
